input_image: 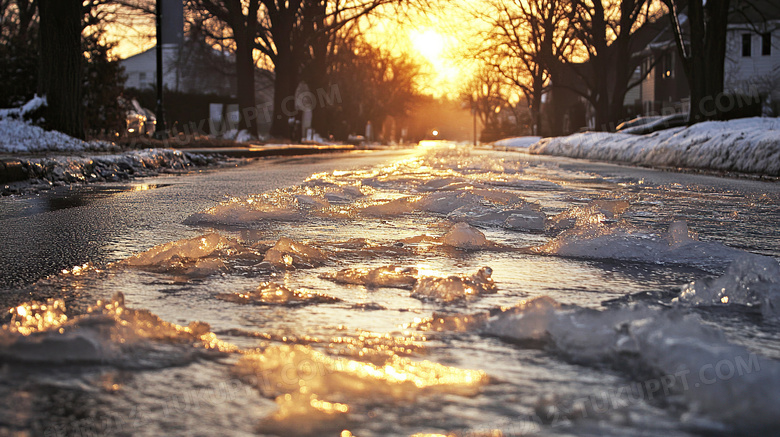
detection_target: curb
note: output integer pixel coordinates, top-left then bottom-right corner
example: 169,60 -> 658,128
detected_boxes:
174,144 -> 357,158
0,159 -> 28,183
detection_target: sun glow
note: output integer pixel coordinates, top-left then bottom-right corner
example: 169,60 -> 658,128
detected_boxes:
411,29 -> 446,63
407,28 -> 463,97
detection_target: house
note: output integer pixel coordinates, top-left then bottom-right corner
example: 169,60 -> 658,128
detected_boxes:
637,0 -> 780,117
724,0 -> 780,112
636,39 -> 690,117
118,0 -> 275,136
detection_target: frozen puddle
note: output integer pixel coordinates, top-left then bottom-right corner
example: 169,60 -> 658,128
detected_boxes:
2,142 -> 780,436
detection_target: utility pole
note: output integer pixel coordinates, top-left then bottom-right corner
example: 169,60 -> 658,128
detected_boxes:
153,0 -> 168,139
472,91 -> 478,146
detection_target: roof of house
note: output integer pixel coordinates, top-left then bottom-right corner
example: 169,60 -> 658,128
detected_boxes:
730,0 -> 780,24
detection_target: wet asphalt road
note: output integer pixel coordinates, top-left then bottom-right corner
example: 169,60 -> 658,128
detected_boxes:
0,146 -> 777,294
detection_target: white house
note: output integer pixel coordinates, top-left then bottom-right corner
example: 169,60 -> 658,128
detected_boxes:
635,0 -> 780,117
121,45 -> 182,91
724,1 -> 780,107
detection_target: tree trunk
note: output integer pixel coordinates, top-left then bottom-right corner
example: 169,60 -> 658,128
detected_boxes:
678,0 -> 731,122
270,49 -> 300,138
234,31 -> 258,136
38,0 -> 84,139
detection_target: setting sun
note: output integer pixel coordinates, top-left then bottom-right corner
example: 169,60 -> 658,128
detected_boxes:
411,29 -> 446,63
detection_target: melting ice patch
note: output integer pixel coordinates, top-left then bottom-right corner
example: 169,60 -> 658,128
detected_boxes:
534,220 -> 746,270
185,184 -> 366,226
546,199 -> 630,231
415,189 -> 546,230
321,265 -> 419,289
479,297 -> 780,432
216,282 -> 341,306
322,264 -> 498,303
122,233 -> 236,277
411,267 -> 498,303
676,253 -> 780,318
263,237 -> 328,269
231,344 -> 487,436
416,296 -> 780,432
0,293 -> 234,366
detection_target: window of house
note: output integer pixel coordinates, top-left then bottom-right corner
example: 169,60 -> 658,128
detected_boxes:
662,52 -> 674,78
742,33 -> 752,57
641,56 -> 652,77
139,72 -> 147,83
763,32 -> 772,56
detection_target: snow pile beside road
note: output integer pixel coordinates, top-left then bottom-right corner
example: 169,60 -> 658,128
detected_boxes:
1,149 -> 222,195
529,117 -> 780,175
0,97 -> 118,153
493,136 -> 542,149
0,95 -> 46,120
0,119 -> 119,153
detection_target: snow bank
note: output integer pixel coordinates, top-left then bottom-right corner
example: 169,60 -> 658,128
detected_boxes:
529,117 -> 780,175
0,118 -> 119,153
0,97 -> 119,154
2,149 -> 221,196
0,95 -> 46,120
493,136 -> 542,149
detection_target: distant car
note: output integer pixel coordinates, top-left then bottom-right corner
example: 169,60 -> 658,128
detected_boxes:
123,98 -> 156,136
618,113 -> 688,135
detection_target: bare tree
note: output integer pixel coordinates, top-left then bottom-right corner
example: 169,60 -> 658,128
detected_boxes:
460,64 -> 507,131
38,0 -> 84,138
188,0 -> 262,136
663,0 -> 732,122
472,0 -> 576,135
570,0 -> 665,130
315,30 -> 421,140
188,0 -> 403,139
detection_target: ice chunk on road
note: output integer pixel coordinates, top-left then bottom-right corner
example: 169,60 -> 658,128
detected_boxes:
505,211 -> 546,231
359,197 -> 416,216
232,344 -> 487,435
0,293 -> 234,365
416,189 -> 525,215
122,233 -> 232,277
124,233 -> 231,266
411,267 -> 497,302
186,202 -> 304,226
479,297 -> 780,432
547,199 -> 630,231
264,237 -> 328,269
677,253 -> 780,317
441,222 -> 489,249
321,265 -> 419,288
534,220 -> 745,270
216,282 -> 341,306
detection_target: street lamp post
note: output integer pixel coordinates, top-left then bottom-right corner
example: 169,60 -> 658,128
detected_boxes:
472,92 -> 478,146
153,0 -> 168,140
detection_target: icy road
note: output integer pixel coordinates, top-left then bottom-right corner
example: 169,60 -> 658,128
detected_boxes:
1,142 -> 779,436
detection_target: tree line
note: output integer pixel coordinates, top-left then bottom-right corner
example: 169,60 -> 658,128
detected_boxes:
1,0 -> 423,142
462,0 -> 745,135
